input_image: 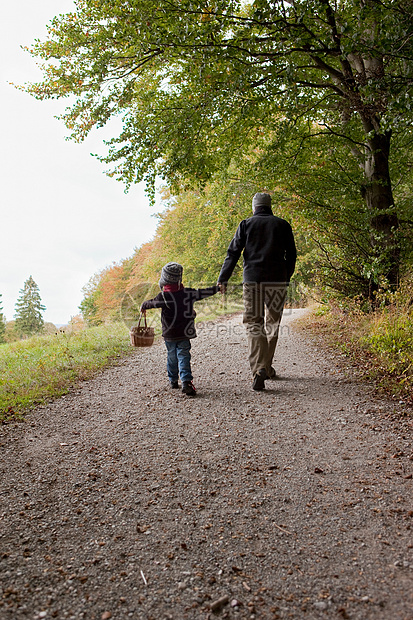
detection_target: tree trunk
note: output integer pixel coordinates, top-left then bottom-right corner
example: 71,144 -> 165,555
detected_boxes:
363,130 -> 400,292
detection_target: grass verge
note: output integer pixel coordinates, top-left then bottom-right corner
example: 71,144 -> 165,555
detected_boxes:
302,303 -> 413,406
0,323 -> 131,422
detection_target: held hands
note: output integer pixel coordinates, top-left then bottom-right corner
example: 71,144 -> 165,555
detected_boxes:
217,282 -> 227,294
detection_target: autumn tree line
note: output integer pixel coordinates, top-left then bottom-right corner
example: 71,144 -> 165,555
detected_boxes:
20,0 -> 413,324
78,182 -> 305,325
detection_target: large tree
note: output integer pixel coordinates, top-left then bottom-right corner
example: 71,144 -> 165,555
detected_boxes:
14,276 -> 46,337
24,0 -> 413,295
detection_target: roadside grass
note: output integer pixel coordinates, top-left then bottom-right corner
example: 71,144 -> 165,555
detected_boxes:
303,301 -> 413,405
0,323 -> 131,422
0,294 -> 242,422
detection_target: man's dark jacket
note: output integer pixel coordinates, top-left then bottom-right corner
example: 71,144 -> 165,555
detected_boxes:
218,207 -> 297,284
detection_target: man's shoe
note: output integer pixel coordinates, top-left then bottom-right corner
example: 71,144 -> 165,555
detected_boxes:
171,381 -> 179,389
182,381 -> 196,396
266,367 -> 277,380
252,369 -> 266,391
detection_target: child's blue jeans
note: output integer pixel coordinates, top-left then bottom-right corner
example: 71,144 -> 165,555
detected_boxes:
165,339 -> 193,384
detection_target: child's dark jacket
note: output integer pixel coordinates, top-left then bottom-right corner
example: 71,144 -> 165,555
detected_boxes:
141,286 -> 218,341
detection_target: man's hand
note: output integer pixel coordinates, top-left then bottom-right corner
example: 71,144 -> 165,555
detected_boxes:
218,282 -> 227,294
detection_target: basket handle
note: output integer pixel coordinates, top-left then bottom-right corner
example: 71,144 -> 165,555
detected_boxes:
138,312 -> 148,329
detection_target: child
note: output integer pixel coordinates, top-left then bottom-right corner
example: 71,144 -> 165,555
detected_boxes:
140,262 -> 219,396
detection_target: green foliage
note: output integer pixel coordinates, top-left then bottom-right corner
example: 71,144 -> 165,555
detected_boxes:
0,322 -> 131,421
14,276 -> 46,337
22,0 -> 413,297
24,1 -> 413,184
252,117 -> 413,301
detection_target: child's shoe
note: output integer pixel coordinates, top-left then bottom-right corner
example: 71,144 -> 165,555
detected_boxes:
170,381 -> 179,389
182,381 -> 196,396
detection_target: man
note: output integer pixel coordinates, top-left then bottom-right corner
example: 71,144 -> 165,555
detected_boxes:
218,192 -> 296,391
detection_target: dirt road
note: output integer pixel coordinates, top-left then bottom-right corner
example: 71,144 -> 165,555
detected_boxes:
1,309 -> 412,619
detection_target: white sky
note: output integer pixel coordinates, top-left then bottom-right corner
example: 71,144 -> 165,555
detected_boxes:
1,1 -> 159,325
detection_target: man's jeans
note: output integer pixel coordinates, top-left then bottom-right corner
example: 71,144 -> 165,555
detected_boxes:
165,339 -> 193,384
243,283 -> 287,377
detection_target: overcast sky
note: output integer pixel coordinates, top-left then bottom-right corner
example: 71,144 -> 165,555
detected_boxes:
1,1 -> 159,325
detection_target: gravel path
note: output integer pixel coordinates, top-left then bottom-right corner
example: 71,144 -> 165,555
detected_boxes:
1,309 -> 412,620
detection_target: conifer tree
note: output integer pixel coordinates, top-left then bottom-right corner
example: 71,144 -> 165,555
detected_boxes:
14,276 -> 46,337
0,294 -> 6,344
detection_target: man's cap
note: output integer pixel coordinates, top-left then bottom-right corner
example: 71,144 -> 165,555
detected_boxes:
252,192 -> 272,209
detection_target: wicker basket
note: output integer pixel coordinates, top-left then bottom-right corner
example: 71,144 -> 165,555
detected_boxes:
130,314 -> 155,347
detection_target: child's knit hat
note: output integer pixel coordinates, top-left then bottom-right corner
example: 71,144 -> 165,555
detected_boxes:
159,262 -> 183,288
